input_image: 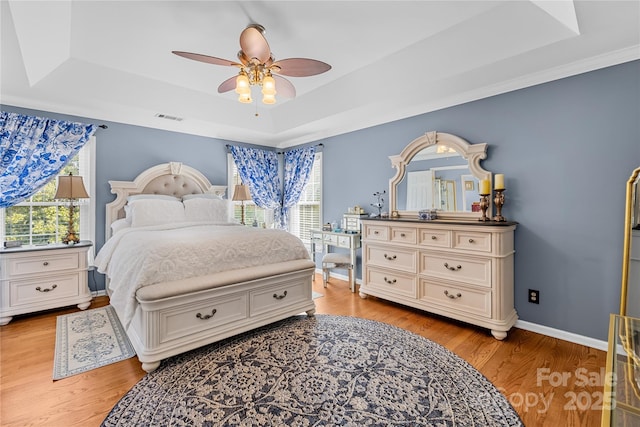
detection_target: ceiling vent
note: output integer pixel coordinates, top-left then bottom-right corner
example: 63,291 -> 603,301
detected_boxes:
155,113 -> 184,122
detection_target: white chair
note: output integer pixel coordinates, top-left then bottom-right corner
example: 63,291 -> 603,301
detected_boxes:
322,252 -> 354,291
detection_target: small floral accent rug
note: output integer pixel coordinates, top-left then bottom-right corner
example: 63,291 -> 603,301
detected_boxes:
53,305 -> 135,380
102,315 -> 523,426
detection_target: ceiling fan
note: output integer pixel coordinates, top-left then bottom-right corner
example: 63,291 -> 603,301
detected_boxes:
173,24 -> 331,104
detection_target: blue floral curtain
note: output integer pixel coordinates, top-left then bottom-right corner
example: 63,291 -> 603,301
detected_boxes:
229,145 -> 283,227
0,112 -> 96,208
282,146 -> 316,229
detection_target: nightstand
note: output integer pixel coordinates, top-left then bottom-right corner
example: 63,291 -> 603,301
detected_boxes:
0,241 -> 92,325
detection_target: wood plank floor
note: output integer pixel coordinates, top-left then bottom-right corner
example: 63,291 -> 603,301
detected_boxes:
0,274 -> 606,426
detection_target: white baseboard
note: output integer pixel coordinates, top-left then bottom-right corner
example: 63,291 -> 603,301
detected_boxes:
317,269 -> 608,351
515,320 -> 608,351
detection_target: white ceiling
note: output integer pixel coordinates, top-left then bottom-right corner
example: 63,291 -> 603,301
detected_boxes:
2,1 -> 639,148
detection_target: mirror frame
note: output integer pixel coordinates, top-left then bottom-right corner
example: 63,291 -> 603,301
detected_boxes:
389,131 -> 491,220
620,166 -> 640,316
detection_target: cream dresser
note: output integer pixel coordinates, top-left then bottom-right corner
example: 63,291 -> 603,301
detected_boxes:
360,218 -> 517,339
0,242 -> 92,325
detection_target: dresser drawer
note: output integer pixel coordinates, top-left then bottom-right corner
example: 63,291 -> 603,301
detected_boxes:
366,244 -> 416,273
418,229 -> 451,248
323,234 -> 338,245
365,266 -> 416,297
7,252 -> 80,276
420,251 -> 492,288
390,227 -> 417,245
159,292 -> 248,343
420,279 -> 491,318
250,280 -> 309,317
363,224 -> 389,241
9,273 -> 80,307
453,231 -> 492,253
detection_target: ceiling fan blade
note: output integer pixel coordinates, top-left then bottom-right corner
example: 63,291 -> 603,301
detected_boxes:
271,58 -> 331,77
218,75 -> 237,93
173,51 -> 241,67
273,75 -> 296,98
239,24 -> 271,63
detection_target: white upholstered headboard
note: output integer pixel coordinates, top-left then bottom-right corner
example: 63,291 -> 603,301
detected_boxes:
104,162 -> 227,240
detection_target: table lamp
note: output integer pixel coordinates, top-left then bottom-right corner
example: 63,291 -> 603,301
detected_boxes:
54,173 -> 89,244
232,183 -> 251,225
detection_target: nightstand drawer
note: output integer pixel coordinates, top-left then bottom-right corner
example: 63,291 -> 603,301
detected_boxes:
9,273 -> 81,307
8,252 -> 80,276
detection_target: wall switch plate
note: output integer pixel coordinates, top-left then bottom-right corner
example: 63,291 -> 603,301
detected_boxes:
528,289 -> 540,304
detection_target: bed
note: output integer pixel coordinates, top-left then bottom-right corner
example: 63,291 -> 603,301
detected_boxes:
96,162 -> 316,373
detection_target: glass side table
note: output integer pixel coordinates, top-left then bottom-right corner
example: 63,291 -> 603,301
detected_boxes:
602,314 -> 640,426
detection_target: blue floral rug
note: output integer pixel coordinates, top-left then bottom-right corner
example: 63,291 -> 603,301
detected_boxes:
102,315 -> 523,426
53,305 -> 135,380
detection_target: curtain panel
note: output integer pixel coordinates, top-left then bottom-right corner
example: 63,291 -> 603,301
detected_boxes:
0,112 -> 96,208
282,146 -> 316,229
229,145 -> 283,227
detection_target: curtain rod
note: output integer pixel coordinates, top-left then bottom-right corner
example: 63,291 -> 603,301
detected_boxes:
226,143 -> 323,154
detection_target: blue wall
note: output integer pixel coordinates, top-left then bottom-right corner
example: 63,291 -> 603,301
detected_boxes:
316,60 -> 639,340
3,59 -> 638,340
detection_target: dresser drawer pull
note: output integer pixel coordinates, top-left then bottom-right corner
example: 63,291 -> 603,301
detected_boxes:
444,263 -> 462,271
374,231 -> 380,235
273,290 -> 288,300
383,254 -> 397,260
431,236 -> 437,240
196,309 -> 217,320
468,238 -> 475,243
383,277 -> 397,284
43,261 -> 49,266
444,290 -> 462,299
400,233 -> 406,237
35,284 -> 57,293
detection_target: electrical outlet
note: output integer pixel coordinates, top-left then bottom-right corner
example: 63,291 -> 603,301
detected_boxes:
528,289 -> 540,304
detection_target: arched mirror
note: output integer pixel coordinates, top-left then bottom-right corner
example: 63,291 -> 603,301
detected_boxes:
389,131 -> 492,220
621,166 -> 640,318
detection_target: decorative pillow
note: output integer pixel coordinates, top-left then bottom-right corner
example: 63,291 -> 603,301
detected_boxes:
183,197 -> 234,223
127,194 -> 181,202
111,218 -> 131,235
182,193 -> 223,200
128,198 -> 186,227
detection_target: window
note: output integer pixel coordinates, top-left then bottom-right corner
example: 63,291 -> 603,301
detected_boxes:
1,137 -> 96,248
227,151 -> 322,247
227,153 -> 273,228
288,152 -> 322,250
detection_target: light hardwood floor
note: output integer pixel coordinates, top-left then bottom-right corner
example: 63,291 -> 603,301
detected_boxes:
1,274 -> 606,426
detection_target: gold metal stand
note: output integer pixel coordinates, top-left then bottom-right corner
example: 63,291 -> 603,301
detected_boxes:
493,189 -> 506,222
478,194 -> 490,222
62,202 -> 79,244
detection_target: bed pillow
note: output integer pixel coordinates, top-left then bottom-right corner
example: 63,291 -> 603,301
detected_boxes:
183,197 -> 234,223
182,193 -> 223,200
111,218 -> 131,235
127,194 -> 181,202
128,198 -> 187,227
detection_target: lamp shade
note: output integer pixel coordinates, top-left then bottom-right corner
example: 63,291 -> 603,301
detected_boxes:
54,173 -> 89,199
232,184 -> 251,201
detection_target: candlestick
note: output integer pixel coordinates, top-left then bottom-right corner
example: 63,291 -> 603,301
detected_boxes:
493,189 -> 506,222
494,174 -> 505,190
478,193 -> 490,222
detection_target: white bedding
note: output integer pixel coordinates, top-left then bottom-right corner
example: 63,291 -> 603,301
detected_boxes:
95,222 -> 310,328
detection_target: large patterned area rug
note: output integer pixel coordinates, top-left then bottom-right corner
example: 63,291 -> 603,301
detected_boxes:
102,315 -> 522,426
53,305 -> 135,380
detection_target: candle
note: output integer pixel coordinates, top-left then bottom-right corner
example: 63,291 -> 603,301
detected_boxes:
480,179 -> 490,195
494,174 -> 505,190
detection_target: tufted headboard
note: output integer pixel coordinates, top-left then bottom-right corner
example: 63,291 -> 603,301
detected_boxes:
104,162 -> 227,240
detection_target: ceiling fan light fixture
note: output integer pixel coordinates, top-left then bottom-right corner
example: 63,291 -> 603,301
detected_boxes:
235,71 -> 250,94
262,93 -> 276,104
261,73 -> 276,96
238,93 -> 253,103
